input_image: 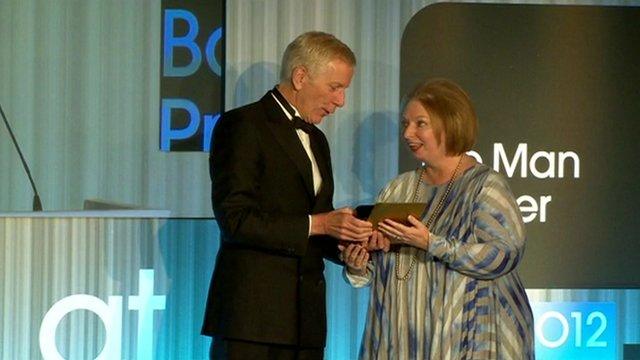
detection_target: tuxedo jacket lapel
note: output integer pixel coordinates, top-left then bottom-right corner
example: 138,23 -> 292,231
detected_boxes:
260,94 -> 316,200
308,130 -> 331,191
308,129 -> 335,214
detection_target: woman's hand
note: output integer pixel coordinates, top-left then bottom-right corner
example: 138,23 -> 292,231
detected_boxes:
366,230 -> 391,252
377,215 -> 430,250
338,243 -> 370,275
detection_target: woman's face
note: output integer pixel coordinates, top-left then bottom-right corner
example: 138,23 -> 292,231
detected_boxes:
402,99 -> 447,164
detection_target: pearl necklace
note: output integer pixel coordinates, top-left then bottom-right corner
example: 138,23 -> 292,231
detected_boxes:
395,155 -> 464,281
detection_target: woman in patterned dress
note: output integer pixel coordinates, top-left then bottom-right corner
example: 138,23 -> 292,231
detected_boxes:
340,79 -> 534,359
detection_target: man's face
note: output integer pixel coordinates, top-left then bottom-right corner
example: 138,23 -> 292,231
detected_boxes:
294,59 -> 354,124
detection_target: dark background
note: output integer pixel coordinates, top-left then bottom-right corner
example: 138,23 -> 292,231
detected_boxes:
400,3 -> 640,288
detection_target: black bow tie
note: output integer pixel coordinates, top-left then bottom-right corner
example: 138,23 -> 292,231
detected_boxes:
270,87 -> 315,134
292,116 -> 314,134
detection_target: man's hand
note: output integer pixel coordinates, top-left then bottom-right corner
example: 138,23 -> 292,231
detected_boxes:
366,230 -> 391,252
338,243 -> 369,275
311,207 -> 372,241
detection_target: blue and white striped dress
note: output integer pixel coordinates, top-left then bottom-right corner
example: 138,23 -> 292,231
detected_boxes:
346,163 -> 534,359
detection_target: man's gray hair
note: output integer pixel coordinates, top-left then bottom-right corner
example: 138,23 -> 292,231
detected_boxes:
280,31 -> 356,81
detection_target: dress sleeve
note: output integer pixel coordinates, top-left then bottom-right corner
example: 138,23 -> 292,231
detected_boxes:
427,173 -> 526,280
343,260 -> 375,288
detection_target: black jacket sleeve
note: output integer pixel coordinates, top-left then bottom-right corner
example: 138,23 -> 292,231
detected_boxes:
210,110 -> 310,256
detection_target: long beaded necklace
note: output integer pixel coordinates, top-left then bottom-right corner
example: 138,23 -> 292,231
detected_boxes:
395,155 -> 464,281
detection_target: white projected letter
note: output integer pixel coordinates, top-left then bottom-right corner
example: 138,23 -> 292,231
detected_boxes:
494,143 -> 527,177
558,151 -> 580,178
530,151 -> 555,178
466,150 -> 483,163
536,311 -> 570,348
39,295 -> 122,360
128,269 -> 166,360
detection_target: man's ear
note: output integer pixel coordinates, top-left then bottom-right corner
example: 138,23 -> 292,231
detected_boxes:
291,66 -> 308,91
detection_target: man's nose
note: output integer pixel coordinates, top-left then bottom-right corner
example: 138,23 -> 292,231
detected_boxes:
334,90 -> 345,107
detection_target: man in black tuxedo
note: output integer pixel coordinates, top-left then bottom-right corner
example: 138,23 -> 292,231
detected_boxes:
202,31 -> 373,359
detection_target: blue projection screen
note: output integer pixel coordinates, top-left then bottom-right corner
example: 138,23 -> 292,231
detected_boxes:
160,0 -> 224,152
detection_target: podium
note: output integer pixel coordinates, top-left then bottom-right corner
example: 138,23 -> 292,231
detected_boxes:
0,210 -> 218,360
